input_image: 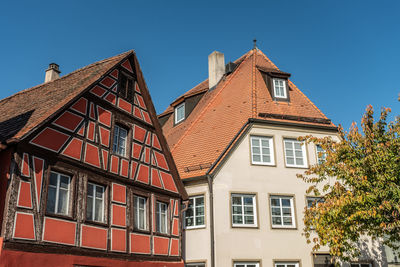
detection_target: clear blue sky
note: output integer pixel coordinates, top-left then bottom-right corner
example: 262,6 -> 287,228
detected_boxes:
1,0 -> 399,130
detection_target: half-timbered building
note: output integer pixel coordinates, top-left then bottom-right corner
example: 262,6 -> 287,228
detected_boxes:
0,51 -> 187,266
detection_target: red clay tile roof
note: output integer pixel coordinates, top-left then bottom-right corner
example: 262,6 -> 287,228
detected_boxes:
0,51 -> 132,142
161,48 -> 336,179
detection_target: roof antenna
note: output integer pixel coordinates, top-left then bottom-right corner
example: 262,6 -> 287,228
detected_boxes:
253,39 -> 257,50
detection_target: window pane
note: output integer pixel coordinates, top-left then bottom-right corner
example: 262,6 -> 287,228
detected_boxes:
233,215 -> 243,224
233,206 -> 242,214
46,186 -> 56,213
57,188 -> 68,214
252,147 -> 260,154
94,198 -> 103,222
271,207 -> 281,215
95,186 -> 103,199
185,217 -> 194,227
87,196 -> 93,220
232,196 -> 242,205
244,216 -> 254,224
283,217 -> 293,225
294,142 -> 301,150
243,197 -> 253,205
287,157 -> 295,165
49,172 -> 58,186
271,198 -> 280,206
196,216 -> 204,225
281,199 -> 291,207
252,155 -> 261,162
262,155 -> 271,162
87,183 -> 93,197
60,176 -> 70,189
244,206 -> 253,215
196,206 -> 204,216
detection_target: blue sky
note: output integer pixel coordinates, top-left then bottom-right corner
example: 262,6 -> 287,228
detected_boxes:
1,0 -> 399,130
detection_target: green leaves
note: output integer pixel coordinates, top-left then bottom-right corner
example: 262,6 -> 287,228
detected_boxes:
300,105 -> 400,261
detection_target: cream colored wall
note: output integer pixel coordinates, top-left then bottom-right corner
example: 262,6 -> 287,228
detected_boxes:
183,182 -> 211,266
212,124 -> 338,267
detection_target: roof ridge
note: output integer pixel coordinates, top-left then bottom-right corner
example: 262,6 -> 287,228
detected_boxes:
170,50 -> 254,153
0,50 -> 132,106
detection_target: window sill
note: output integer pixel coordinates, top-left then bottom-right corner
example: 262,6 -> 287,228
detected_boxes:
232,224 -> 258,229
271,226 -> 297,230
132,228 -> 151,235
84,219 -> 109,228
285,164 -> 308,169
251,162 -> 276,167
44,212 -> 75,221
154,232 -> 170,238
185,225 -> 206,231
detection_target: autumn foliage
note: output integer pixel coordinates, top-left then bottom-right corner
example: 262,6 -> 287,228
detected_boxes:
298,105 -> 400,261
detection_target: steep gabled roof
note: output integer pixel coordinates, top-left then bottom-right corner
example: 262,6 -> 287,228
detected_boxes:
0,51 -> 131,142
161,48 -> 337,179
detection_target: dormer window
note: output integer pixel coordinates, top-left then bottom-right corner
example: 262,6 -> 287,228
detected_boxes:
175,102 -> 185,124
273,78 -> 287,99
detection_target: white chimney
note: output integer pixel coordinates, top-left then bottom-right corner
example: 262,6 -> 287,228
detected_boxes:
45,63 -> 60,82
208,51 -> 225,89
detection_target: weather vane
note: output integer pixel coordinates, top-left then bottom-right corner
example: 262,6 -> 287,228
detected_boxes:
253,39 -> 257,49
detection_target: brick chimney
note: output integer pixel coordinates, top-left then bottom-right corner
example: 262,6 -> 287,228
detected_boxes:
45,63 -> 60,82
208,51 -> 225,90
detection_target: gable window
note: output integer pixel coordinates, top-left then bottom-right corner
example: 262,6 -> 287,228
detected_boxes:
250,136 -> 274,165
113,125 -> 128,157
156,201 -> 168,234
275,262 -> 299,267
86,182 -> 105,223
234,262 -> 260,267
273,78 -> 287,98
231,194 -> 257,227
175,102 -> 185,124
284,139 -> 307,168
46,171 -> 71,216
119,73 -> 134,101
185,195 -> 205,229
316,145 -> 326,164
270,195 -> 296,228
134,195 -> 147,231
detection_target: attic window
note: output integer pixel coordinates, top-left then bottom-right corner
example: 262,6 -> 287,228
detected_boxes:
175,102 -> 185,124
273,78 -> 287,99
119,73 -> 134,101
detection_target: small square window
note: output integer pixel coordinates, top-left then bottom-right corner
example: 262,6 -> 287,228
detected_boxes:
156,201 -> 168,234
46,171 -> 71,216
313,254 -> 335,267
175,102 -> 185,124
134,195 -> 148,231
284,139 -> 307,168
185,195 -> 205,229
316,145 -> 326,164
119,74 -> 134,101
306,196 -> 324,209
250,136 -> 274,165
231,194 -> 257,227
270,195 -> 296,228
86,182 -> 105,223
273,78 -> 287,98
113,125 -> 128,157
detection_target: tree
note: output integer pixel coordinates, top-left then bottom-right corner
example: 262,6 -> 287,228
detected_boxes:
298,105 -> 400,261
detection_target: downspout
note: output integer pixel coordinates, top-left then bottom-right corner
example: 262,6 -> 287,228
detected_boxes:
206,174 -> 215,267
180,200 -> 189,263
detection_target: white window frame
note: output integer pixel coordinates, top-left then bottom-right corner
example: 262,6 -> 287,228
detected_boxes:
233,262 -> 260,267
250,136 -> 275,165
273,78 -> 287,99
231,194 -> 257,227
185,195 -> 205,229
316,144 -> 326,164
270,195 -> 296,229
175,102 -> 185,123
284,139 -> 308,168
46,171 -> 71,216
113,125 -> 128,157
274,262 -> 299,267
134,195 -> 147,231
156,201 -> 168,234
86,182 -> 105,223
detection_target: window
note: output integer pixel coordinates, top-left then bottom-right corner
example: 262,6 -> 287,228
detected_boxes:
185,195 -> 205,229
350,264 -> 372,267
234,263 -> 259,267
313,254 -> 334,267
156,201 -> 168,233
86,182 -> 105,222
134,195 -> 147,230
284,139 -> 307,168
316,145 -> 326,164
119,74 -> 134,100
113,125 -> 128,156
273,78 -> 287,98
270,195 -> 296,228
231,194 -> 257,227
307,196 -> 324,209
250,136 -> 275,165
185,264 -> 206,267
46,171 -> 71,215
175,102 -> 185,123
275,263 -> 299,267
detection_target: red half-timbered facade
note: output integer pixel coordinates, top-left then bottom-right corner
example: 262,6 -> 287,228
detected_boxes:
0,51 -> 187,267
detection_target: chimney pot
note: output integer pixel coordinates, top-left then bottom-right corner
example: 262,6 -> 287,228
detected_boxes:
45,63 -> 61,82
208,51 -> 225,90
